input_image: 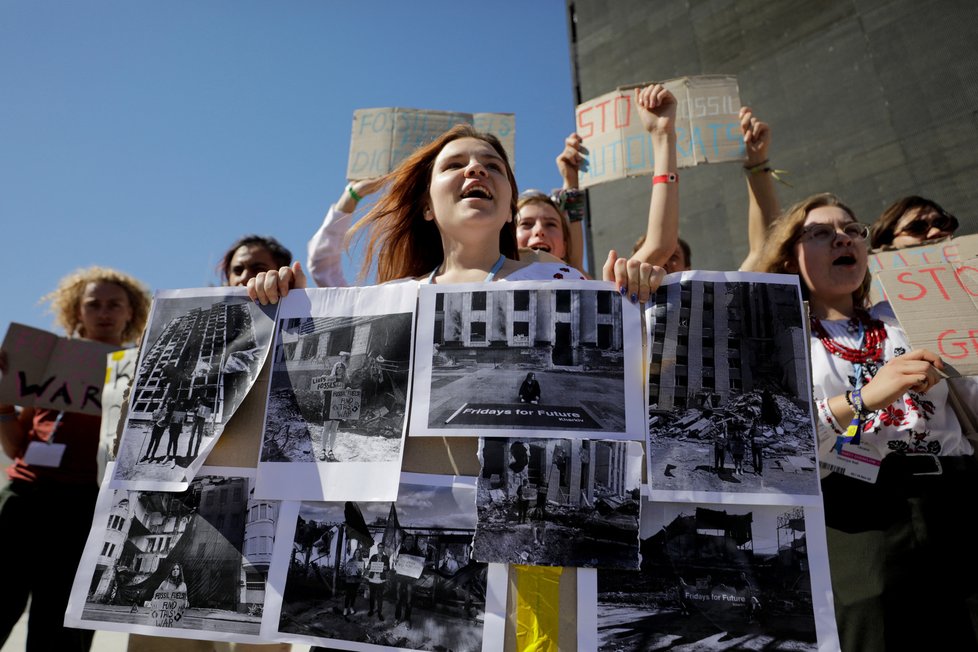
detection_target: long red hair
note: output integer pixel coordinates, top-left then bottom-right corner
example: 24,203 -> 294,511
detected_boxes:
349,124 -> 519,283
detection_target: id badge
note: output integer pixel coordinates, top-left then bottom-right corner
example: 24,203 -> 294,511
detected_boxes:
819,442 -> 881,483
23,441 -> 67,468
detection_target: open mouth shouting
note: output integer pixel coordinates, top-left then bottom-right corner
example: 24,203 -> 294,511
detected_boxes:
460,183 -> 493,201
832,253 -> 857,266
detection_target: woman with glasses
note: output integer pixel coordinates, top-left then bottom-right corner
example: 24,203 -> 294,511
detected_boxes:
869,195 -> 959,250
752,193 -> 978,651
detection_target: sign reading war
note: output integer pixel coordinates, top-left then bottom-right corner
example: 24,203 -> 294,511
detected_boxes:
0,323 -> 120,416
576,75 -> 743,188
346,107 -> 516,180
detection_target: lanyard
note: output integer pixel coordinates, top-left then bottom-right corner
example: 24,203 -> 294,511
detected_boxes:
834,320 -> 865,453
428,255 -> 506,284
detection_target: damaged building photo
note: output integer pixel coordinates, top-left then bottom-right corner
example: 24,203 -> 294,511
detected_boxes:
474,437 -> 642,569
262,313 -> 413,464
80,474 -> 273,635
646,279 -> 819,496
597,502 -> 818,651
425,287 -> 629,434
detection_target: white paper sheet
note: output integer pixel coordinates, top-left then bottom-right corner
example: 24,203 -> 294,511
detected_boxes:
111,288 -> 278,492
411,280 -> 645,440
254,285 -> 417,501
645,271 -> 822,505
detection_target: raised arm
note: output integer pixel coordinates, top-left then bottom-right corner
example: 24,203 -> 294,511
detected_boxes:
631,84 -> 680,268
738,107 -> 781,271
307,177 -> 386,287
554,133 -> 587,272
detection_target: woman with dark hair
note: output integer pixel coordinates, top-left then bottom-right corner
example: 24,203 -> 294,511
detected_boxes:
752,192 -> 978,651
219,234 -> 295,286
518,372 -> 541,405
150,563 -> 189,628
869,195 -> 959,250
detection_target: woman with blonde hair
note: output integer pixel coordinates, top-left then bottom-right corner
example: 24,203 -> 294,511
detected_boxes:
0,266 -> 150,651
752,193 -> 978,651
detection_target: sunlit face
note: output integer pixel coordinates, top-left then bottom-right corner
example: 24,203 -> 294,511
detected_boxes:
427,137 -> 513,245
664,243 -> 689,274
891,206 -> 958,248
226,245 -> 279,287
792,206 -> 869,305
517,202 -> 566,261
78,281 -> 133,345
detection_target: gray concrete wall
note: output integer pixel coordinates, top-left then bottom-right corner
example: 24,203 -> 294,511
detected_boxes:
567,0 -> 978,271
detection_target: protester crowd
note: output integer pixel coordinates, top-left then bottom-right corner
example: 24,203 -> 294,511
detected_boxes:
0,77 -> 975,652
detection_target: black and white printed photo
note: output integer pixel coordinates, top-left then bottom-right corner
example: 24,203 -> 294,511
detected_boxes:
646,274 -> 820,501
261,314 -> 412,465
272,476 -> 496,652
67,468 -> 279,641
592,501 -> 833,651
473,438 -> 643,569
411,282 -> 644,439
113,289 -> 276,489
254,286 -> 417,502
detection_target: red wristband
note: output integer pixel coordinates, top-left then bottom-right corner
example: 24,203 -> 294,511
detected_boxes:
652,172 -> 678,185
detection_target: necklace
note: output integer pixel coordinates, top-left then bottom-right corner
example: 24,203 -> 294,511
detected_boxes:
810,310 -> 886,363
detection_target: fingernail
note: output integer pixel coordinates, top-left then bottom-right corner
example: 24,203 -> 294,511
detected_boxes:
630,293 -> 638,304
619,286 -> 627,296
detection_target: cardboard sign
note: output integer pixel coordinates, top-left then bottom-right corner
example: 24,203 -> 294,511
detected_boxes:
328,389 -> 361,421
394,553 -> 426,579
346,108 -> 516,179
0,323 -> 119,415
149,588 -> 188,628
311,374 -> 341,391
869,233 -> 978,303
877,262 -> 978,376
575,75 -> 743,188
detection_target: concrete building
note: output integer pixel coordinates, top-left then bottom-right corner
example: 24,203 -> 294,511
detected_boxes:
241,494 -> 278,609
486,439 -> 632,507
434,288 -> 622,369
131,302 -> 258,419
566,0 -> 978,272
649,280 -> 807,410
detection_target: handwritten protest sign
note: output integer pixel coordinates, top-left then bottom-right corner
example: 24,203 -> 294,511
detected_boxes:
149,587 -> 188,627
575,75 -> 742,188
328,389 -> 361,421
869,233 -> 978,303
347,108 -> 516,179
0,323 -> 119,416
394,553 -> 426,579
877,262 -> 978,376
311,374 -> 340,391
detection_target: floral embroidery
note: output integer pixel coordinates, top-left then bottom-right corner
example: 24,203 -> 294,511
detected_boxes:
879,405 -> 907,427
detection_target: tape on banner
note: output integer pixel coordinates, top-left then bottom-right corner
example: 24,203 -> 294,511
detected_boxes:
515,565 -> 562,652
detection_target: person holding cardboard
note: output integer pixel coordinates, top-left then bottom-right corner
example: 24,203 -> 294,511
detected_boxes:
0,266 -> 150,651
630,104 -> 781,274
752,192 -> 978,651
259,108 -> 672,304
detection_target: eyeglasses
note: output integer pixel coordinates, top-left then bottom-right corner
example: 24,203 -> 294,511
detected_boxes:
895,211 -> 959,238
797,222 -> 870,244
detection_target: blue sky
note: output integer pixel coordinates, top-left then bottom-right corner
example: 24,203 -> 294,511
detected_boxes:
0,0 -> 578,336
